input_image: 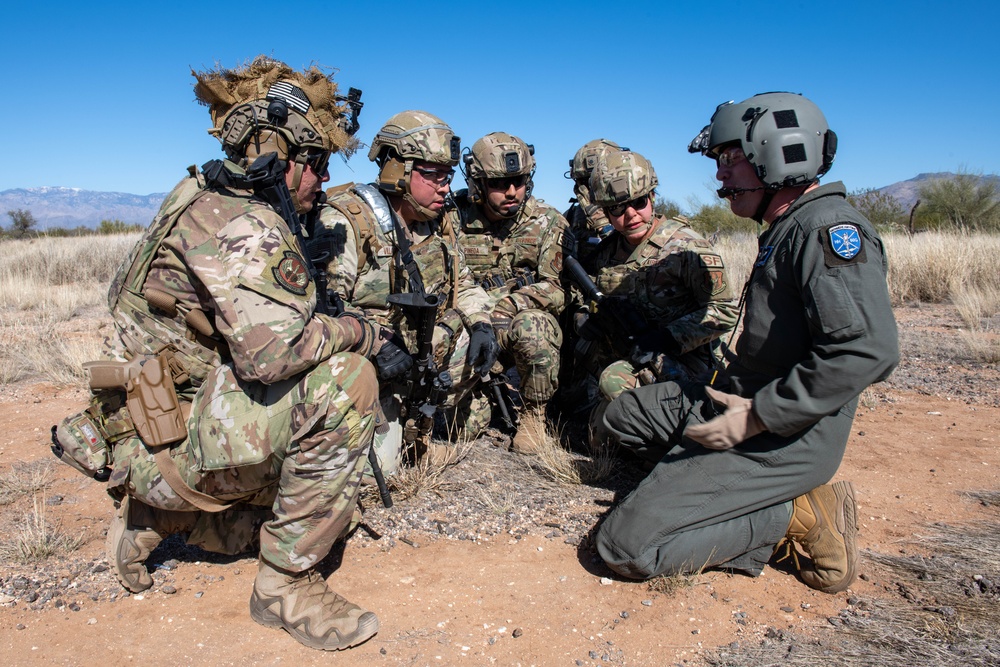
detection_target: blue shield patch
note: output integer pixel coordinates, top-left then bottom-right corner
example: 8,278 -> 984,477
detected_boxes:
828,224 -> 862,260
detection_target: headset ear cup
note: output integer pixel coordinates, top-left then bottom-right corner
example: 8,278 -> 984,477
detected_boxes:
245,129 -> 289,162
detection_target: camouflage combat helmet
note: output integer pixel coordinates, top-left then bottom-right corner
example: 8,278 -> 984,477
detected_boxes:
462,132 -> 535,217
568,139 -> 621,183
368,110 -> 460,221
193,55 -> 363,213
688,92 -> 837,189
589,149 -> 659,208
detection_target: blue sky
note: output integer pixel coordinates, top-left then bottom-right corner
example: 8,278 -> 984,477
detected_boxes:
2,1 -> 996,213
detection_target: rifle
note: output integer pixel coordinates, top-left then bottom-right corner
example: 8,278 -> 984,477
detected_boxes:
563,256 -> 666,381
387,292 -> 453,455
247,152 -> 393,508
482,364 -> 518,434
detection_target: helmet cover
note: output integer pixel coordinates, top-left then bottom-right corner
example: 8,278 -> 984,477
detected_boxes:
589,149 -> 658,207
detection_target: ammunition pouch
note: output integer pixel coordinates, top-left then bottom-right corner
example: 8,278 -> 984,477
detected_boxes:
50,390 -> 134,482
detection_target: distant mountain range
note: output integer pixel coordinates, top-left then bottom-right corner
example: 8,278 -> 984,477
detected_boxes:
2,173 -> 997,230
877,172 -> 1000,210
0,187 -> 167,230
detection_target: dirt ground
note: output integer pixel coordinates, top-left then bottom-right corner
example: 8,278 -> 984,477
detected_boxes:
0,303 -> 998,667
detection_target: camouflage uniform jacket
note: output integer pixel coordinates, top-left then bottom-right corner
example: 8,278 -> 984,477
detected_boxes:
587,215 -> 739,356
319,184 -> 491,351
564,188 -> 612,265
108,171 -> 360,387
446,191 -> 570,317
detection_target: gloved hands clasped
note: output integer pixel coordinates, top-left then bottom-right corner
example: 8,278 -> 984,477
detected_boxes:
684,386 -> 766,450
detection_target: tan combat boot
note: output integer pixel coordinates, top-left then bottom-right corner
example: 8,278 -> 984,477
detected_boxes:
781,481 -> 858,593
512,402 -> 548,455
250,559 -> 379,651
106,496 -> 162,593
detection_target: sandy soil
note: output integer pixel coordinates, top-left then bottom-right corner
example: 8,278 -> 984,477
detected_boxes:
0,303 -> 998,667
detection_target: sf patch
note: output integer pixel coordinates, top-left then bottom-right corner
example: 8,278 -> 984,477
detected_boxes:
272,250 -> 310,296
822,224 -> 867,267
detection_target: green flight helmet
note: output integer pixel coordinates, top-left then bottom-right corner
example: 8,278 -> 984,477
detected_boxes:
589,149 -> 658,208
688,92 -> 837,189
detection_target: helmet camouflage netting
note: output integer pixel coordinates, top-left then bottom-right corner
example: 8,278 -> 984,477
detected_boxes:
193,55 -> 358,159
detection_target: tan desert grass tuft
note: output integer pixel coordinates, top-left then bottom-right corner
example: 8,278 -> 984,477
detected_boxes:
390,438 -> 473,501
475,479 -> 520,516
0,459 -> 55,506
0,494 -> 84,563
884,231 -> 1000,305
532,419 -> 618,486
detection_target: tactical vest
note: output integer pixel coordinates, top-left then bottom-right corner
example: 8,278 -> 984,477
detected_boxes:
325,183 -> 460,328
453,192 -> 544,295
106,167 -> 223,388
594,216 -> 688,295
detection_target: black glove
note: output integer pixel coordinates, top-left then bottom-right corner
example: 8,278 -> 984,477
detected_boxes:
374,331 -> 413,381
467,322 -> 500,376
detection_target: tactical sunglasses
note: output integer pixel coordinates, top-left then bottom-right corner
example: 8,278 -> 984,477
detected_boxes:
303,149 -> 331,177
716,146 -> 747,168
485,174 -> 530,191
607,194 -> 651,217
413,166 -> 455,186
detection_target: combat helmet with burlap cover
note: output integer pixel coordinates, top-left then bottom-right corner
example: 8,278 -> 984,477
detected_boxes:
462,132 -> 535,218
368,110 -> 460,222
589,149 -> 658,208
106,56 -> 360,387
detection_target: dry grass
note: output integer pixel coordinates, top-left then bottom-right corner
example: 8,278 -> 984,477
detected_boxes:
390,438 -> 474,501
707,490 -> 1000,667
0,459 -> 56,506
531,418 -> 618,486
884,231 -> 1000,306
0,494 -> 84,563
0,234 -> 131,387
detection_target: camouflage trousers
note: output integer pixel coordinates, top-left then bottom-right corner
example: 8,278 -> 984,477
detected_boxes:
598,355 -> 695,403
109,352 -> 378,573
497,309 -> 562,404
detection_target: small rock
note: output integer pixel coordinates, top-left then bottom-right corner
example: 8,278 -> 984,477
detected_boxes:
620,611 -> 629,619
641,600 -> 652,607
857,431 -> 866,437
91,564 -> 108,574
847,596 -> 860,605
691,629 -> 700,635
488,636 -> 496,645
24,592 -> 38,603
599,577 -> 612,586
800,603 -> 811,610
162,585 -> 177,595
380,647 -> 387,655
15,624 -> 26,630
780,606 -> 794,613
87,618 -> 97,625
859,573 -> 870,581
589,651 -> 598,659
45,495 -> 64,506
828,617 -> 842,626
69,602 -> 81,612
512,628 -> 523,638
194,591 -> 204,598
602,654 -> 610,661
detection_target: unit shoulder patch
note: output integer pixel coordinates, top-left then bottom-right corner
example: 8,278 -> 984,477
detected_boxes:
822,223 -> 867,266
272,250 -> 310,295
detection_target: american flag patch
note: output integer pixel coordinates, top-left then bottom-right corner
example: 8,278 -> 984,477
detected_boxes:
267,81 -> 311,114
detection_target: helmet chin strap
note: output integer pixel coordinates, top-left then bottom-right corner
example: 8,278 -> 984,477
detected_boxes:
402,166 -> 439,222
287,159 -> 308,215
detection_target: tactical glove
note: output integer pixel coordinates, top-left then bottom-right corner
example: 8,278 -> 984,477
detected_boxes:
467,322 -> 500,376
684,386 -> 765,450
373,329 -> 413,381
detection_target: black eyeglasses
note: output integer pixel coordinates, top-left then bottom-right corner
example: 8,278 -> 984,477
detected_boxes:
413,166 -> 455,186
302,149 -> 331,176
485,174 -> 529,191
607,195 -> 650,217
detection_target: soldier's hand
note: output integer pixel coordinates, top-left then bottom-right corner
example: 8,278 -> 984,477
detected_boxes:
468,322 -> 500,376
337,311 -> 377,357
684,387 -> 765,450
373,328 -> 413,381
